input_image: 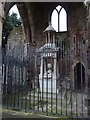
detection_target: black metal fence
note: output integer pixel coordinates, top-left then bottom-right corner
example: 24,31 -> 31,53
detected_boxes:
2,38 -> 90,118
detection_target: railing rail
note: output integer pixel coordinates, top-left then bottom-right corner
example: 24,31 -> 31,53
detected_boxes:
2,38 -> 90,118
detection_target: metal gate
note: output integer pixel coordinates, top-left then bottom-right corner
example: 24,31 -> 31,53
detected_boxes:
2,25 -> 90,118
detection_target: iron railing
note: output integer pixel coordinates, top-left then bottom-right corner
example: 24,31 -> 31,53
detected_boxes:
2,38 -> 90,118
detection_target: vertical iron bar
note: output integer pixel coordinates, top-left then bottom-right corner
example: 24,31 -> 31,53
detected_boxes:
80,39 -> 84,117
33,52 -> 36,110
45,34 -> 48,114
3,62 -> 6,96
29,45 -> 31,110
21,62 -> 23,110
55,42 -> 58,114
80,40 -> 82,117
8,62 -> 10,107
3,62 -> 6,107
2,49 -> 7,107
21,59 -> 24,109
6,63 -> 8,109
86,6 -> 89,118
13,64 -> 16,108
69,44 -> 73,117
17,62 -> 20,109
60,40 -> 63,115
41,55 -> 44,112
51,38 -> 53,114
46,32 -> 50,116
75,39 -> 78,117
66,46 -> 68,116
37,53 -> 39,111
57,39 -> 59,115
25,63 -> 27,112
25,43 -> 29,112
46,54 -> 48,115
14,50 -> 17,108
11,64 -> 13,108
12,61 -> 14,108
64,43 -> 67,116
21,44 -> 24,110
86,45 -> 89,118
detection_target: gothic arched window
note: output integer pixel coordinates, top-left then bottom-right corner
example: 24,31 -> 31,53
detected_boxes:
51,5 -> 67,32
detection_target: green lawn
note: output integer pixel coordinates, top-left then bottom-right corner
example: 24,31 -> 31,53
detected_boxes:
2,89 -> 88,118
2,108 -> 70,119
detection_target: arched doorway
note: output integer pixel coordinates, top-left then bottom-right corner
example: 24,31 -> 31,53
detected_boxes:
74,63 -> 85,90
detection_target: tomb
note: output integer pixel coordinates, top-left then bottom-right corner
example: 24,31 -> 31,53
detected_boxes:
37,23 -> 59,95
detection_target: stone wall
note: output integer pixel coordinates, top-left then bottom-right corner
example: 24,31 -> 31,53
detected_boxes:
3,2 -> 89,90
68,4 -> 87,42
3,2 -> 87,46
27,3 -> 87,48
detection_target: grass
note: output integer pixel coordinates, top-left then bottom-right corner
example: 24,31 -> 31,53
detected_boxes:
2,108 -> 86,119
2,89 -> 88,118
2,108 -> 71,119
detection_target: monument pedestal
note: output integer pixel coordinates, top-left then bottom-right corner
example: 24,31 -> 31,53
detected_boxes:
38,43 -> 59,98
39,73 -> 58,98
39,78 -> 58,93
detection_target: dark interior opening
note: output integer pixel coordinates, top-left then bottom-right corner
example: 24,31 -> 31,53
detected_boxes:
74,63 -> 85,90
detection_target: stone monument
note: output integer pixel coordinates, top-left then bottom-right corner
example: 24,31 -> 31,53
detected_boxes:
37,23 -> 59,96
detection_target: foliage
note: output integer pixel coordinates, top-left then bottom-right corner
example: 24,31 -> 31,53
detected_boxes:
2,12 -> 22,48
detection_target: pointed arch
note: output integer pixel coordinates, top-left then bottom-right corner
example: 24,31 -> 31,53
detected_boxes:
74,62 -> 85,90
51,5 -> 67,32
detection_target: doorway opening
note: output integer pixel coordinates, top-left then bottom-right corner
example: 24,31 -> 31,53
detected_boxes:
74,63 -> 85,90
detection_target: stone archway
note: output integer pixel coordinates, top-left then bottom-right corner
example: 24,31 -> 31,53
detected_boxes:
74,62 -> 85,90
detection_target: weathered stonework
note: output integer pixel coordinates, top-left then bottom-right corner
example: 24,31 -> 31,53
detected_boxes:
1,2 -> 90,116
2,2 -> 89,88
